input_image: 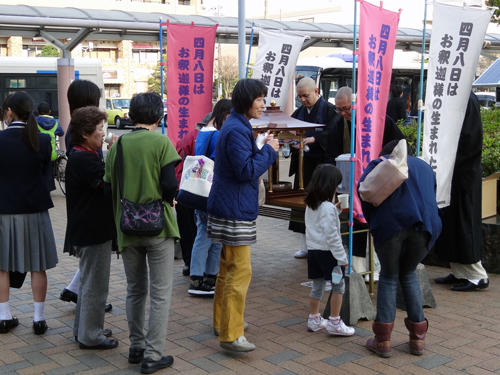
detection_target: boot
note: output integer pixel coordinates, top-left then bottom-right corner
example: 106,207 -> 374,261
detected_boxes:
366,321 -> 394,358
404,318 -> 428,356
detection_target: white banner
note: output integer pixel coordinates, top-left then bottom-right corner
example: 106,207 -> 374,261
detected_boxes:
253,29 -> 304,108
422,3 -> 490,208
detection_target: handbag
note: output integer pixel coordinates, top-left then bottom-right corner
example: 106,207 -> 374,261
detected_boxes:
358,139 -> 409,207
177,131 -> 215,211
116,136 -> 166,237
9,271 -> 27,289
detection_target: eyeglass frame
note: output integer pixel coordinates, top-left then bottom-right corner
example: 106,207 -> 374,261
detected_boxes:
335,106 -> 351,115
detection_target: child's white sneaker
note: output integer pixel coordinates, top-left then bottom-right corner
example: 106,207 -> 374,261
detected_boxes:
307,314 -> 327,332
325,318 -> 355,336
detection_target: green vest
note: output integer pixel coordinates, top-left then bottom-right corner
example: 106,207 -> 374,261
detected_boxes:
38,121 -> 58,161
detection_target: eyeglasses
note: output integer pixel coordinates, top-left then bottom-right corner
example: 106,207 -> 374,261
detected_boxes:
335,106 -> 351,115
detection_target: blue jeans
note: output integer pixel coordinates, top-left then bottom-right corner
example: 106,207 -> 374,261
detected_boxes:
375,226 -> 430,323
190,210 -> 223,277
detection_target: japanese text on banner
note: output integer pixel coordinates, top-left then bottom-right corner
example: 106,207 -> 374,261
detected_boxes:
166,23 -> 217,143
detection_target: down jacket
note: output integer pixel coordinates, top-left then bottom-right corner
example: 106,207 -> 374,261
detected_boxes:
207,109 -> 277,221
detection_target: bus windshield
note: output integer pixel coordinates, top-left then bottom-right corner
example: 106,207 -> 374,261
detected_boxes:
295,66 -> 322,83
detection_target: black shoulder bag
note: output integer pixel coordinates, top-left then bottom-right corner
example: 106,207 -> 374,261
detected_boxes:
116,136 -> 166,237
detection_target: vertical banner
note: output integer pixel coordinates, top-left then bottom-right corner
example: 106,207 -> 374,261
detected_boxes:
167,22 -> 218,142
253,29 -> 304,108
354,1 -> 400,222
422,3 -> 490,207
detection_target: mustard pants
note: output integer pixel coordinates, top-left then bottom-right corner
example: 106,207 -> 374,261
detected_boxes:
213,244 -> 251,342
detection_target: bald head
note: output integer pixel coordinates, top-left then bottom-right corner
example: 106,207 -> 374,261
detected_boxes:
296,77 -> 319,109
296,77 -> 316,91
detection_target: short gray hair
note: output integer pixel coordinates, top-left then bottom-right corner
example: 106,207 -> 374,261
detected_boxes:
296,77 -> 316,91
335,86 -> 352,101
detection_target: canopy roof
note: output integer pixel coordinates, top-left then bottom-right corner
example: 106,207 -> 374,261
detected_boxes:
473,59 -> 500,87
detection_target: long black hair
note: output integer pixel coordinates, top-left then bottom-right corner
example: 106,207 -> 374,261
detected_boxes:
211,99 -> 232,130
6,92 -> 39,151
304,164 -> 343,210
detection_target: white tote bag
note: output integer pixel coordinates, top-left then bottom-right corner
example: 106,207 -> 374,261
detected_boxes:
177,155 -> 215,211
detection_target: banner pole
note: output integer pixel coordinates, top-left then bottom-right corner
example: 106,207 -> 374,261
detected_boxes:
159,19 -> 165,135
245,21 -> 255,78
348,0 -> 359,276
416,1 -> 428,156
238,0 -> 246,80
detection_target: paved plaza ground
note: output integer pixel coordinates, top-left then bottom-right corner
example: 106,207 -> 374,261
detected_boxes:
0,187 -> 499,375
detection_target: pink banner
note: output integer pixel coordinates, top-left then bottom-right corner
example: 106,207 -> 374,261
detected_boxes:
354,1 -> 400,222
166,21 -> 218,142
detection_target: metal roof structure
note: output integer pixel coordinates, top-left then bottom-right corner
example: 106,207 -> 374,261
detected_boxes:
1,4 -> 500,56
473,58 -> 500,87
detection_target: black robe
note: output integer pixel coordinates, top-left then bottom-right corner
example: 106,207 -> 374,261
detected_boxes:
288,97 -> 340,233
434,91 -> 482,264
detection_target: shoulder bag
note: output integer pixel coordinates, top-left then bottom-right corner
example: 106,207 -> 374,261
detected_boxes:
116,136 -> 166,237
358,139 -> 409,207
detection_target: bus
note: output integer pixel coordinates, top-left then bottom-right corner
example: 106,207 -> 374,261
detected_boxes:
0,57 -> 105,120
295,56 -> 427,112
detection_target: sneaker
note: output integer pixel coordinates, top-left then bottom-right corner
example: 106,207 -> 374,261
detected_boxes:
188,279 -> 214,296
308,315 -> 327,332
294,250 -> 308,258
325,318 -> 355,336
203,275 -> 217,291
220,336 -> 256,352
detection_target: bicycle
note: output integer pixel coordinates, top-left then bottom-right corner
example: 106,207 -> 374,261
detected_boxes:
54,149 -> 68,195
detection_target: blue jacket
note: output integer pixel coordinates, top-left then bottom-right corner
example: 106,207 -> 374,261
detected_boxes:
207,109 -> 277,221
36,115 -> 65,136
358,156 -> 442,250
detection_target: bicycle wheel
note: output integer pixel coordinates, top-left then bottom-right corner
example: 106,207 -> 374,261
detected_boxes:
57,155 -> 68,195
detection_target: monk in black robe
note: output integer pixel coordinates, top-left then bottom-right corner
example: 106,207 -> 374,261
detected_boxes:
434,91 -> 488,291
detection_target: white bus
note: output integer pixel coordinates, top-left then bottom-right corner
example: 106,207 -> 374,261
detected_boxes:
0,57 -> 105,119
295,56 -> 427,111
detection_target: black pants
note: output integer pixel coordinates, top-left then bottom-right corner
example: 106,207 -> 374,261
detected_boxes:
175,201 -> 197,267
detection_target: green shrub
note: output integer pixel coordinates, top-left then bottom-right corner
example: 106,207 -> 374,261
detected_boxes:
397,118 -> 423,156
481,107 -> 500,177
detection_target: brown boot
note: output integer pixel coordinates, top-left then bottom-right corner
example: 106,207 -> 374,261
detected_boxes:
366,321 -> 394,358
404,318 -> 428,356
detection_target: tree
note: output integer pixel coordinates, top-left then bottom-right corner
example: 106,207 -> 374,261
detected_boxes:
487,0 -> 500,25
148,54 -> 167,95
216,55 -> 239,98
36,45 -> 60,57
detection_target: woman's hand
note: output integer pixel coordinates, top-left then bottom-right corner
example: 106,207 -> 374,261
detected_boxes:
265,133 -> 274,143
267,139 -> 279,152
107,134 -> 119,147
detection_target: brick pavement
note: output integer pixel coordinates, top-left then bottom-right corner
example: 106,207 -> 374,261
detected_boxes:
1,186 -> 499,375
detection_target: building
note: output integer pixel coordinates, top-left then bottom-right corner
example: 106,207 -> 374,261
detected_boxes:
0,0 -> 203,98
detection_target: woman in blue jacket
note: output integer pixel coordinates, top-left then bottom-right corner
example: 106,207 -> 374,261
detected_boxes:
358,140 -> 442,358
207,79 -> 279,352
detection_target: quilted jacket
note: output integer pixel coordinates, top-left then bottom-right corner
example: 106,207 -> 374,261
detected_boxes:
207,109 -> 277,221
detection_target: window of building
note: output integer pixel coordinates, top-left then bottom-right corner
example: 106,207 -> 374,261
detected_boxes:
299,17 -> 314,23
179,0 -> 191,5
132,50 -> 160,64
105,84 -> 121,98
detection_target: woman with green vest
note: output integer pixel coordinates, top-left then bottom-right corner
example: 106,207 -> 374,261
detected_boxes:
36,102 -> 64,191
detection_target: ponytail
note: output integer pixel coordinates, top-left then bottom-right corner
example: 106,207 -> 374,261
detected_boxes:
7,92 -> 39,152
23,112 -> 39,152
